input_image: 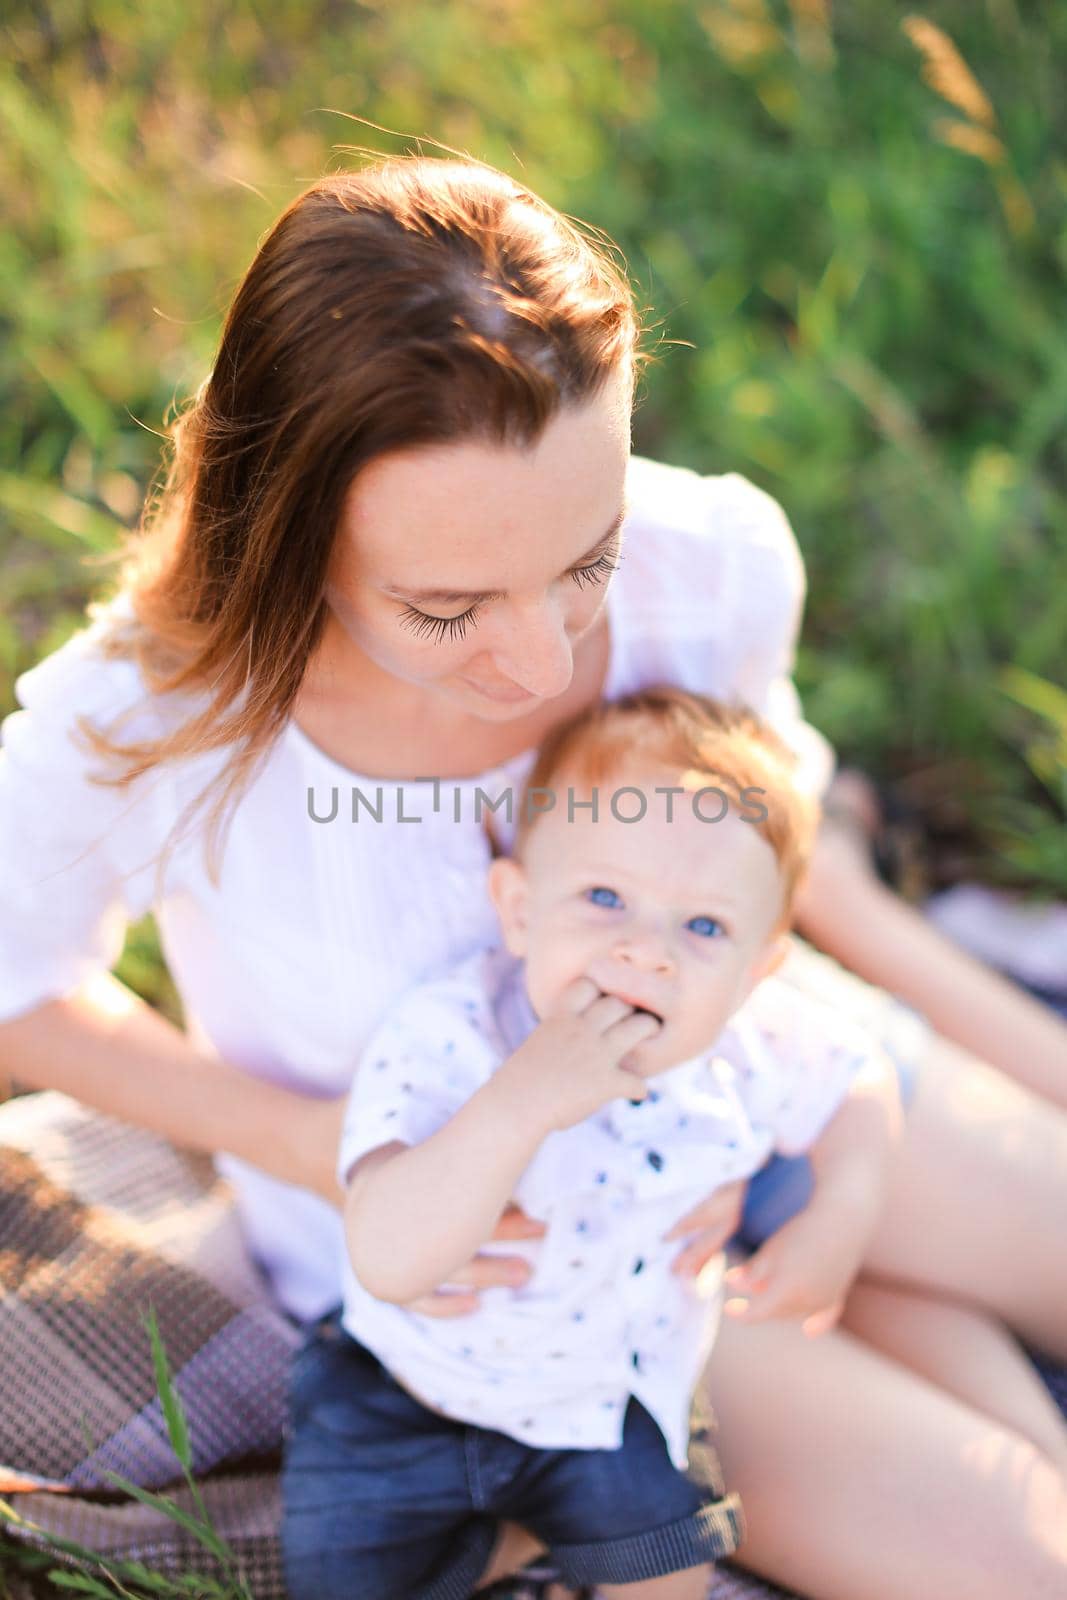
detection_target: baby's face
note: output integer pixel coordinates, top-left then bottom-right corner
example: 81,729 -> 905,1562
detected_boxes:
489,768 -> 788,1077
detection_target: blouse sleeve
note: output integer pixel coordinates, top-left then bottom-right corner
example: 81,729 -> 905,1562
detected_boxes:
0,624 -> 172,1023
623,457 -> 835,798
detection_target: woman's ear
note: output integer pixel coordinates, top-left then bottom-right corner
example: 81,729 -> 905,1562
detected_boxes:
488,856 -> 530,957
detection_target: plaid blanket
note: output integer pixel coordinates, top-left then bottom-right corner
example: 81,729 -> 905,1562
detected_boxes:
1,1091 -> 1063,1600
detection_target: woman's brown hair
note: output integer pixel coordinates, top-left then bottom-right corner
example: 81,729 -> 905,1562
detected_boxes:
83,155 -> 644,884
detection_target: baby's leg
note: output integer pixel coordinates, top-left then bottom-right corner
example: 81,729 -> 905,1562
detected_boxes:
594,1562 -> 716,1598
507,1398 -> 740,1600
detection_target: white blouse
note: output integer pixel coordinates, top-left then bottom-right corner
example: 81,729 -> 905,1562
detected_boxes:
0,455 -> 833,1322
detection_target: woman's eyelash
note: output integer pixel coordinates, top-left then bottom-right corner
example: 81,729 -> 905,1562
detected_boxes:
398,604 -> 481,643
568,549 -> 621,590
397,544 -> 622,643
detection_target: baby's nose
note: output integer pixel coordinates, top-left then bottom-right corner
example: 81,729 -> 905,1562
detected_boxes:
614,932 -> 674,975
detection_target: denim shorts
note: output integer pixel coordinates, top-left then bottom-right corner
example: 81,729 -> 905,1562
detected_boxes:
281,1313 -> 744,1599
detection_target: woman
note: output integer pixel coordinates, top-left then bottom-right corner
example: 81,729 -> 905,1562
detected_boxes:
1,157 -> 1065,1599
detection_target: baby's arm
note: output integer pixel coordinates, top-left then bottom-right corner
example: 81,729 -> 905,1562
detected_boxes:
344,1090 -> 543,1305
345,981 -> 658,1304
723,1051 -> 901,1335
808,1048 -> 902,1219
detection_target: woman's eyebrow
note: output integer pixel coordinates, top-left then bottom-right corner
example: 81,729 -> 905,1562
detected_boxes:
382,504 -> 629,606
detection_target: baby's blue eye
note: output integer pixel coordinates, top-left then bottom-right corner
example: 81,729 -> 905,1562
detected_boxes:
687,915 -> 725,939
586,886 -> 622,909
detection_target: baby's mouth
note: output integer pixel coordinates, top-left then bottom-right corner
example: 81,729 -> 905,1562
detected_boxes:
606,995 -> 666,1030
585,965 -> 668,1029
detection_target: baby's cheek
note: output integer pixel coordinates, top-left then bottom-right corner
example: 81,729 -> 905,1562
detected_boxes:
523,954 -> 573,1016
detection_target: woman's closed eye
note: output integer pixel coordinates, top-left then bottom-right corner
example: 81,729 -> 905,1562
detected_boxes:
568,549 -> 620,592
397,603 -> 482,644
396,543 -> 621,643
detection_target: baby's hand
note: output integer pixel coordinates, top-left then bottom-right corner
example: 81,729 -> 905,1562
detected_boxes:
721,1200 -> 869,1338
493,977 -> 661,1134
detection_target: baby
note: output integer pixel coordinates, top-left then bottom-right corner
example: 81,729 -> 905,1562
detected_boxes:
285,687 -> 900,1600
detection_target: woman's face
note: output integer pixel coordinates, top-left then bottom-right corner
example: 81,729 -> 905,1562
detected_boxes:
325,372 -> 632,720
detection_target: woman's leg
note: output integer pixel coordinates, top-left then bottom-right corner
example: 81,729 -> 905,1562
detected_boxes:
794,781 -> 1067,1108
840,1279 -> 1067,1471
862,1033 -> 1067,1359
703,1311 -> 1067,1600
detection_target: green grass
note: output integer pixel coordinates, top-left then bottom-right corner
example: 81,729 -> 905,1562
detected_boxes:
4,2 -> 1065,918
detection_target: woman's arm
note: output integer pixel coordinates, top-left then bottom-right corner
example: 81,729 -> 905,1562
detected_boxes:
795,822 -> 1067,1108
0,970 -> 348,1205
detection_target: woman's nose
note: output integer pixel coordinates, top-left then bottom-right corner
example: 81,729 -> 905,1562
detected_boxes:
490,600 -> 574,699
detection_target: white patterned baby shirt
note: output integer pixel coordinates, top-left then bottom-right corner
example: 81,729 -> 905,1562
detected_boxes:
336,946 -> 875,1468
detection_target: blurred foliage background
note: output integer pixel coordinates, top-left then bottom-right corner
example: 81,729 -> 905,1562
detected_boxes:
1,0 -> 1065,1021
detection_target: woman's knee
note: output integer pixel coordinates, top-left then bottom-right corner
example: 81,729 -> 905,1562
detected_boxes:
703,1313 -> 1067,1599
866,1033 -> 1067,1348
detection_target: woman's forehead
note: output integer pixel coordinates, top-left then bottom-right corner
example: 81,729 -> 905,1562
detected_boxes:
335,385 -> 631,587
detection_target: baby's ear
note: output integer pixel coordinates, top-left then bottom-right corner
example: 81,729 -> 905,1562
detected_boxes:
488,856 -> 530,957
748,933 -> 790,990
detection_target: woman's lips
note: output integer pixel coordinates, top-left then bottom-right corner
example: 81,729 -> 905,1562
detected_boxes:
461,676 -> 535,703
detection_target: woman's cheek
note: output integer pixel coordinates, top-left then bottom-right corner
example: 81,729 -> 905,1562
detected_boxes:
361,603 -> 472,679
570,585 -> 608,636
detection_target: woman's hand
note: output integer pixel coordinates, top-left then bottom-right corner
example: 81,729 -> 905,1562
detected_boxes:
399,1202 -> 547,1317
665,1178 -> 748,1279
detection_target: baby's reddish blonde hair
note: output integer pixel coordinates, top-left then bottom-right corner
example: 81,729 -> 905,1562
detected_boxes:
514,685 -> 820,919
